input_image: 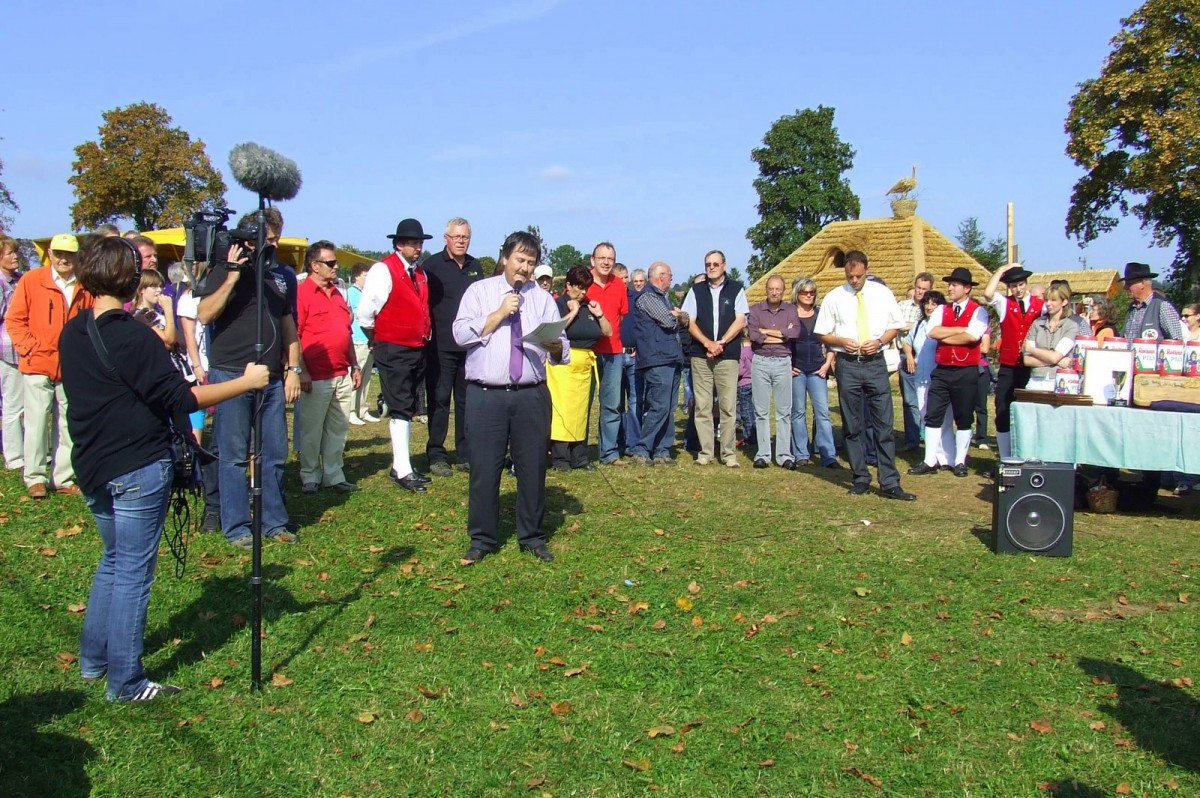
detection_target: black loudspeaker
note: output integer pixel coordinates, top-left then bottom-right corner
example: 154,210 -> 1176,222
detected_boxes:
992,460 -> 1074,556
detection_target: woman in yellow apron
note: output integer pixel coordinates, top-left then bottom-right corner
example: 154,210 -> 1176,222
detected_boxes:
547,264 -> 612,470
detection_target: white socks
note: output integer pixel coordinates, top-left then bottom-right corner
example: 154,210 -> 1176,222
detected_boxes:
389,418 -> 412,477
996,431 -> 1011,459
954,430 -> 973,466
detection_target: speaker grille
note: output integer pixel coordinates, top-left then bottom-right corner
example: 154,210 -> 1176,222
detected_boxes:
1004,492 -> 1066,551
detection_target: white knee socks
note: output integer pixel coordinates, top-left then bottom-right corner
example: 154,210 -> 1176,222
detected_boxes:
390,418 -> 412,477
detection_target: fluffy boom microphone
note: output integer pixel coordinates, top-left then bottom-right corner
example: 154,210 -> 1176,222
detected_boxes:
228,142 -> 302,201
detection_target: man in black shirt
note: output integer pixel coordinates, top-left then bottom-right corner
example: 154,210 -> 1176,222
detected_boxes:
422,217 -> 484,477
196,207 -> 305,548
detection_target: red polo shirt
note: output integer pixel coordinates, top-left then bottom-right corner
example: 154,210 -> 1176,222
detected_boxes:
586,274 -> 629,354
296,277 -> 354,381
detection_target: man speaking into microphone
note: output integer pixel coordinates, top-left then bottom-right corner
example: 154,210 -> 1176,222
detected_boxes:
453,231 -> 569,564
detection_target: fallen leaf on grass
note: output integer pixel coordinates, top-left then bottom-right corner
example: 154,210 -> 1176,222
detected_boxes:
271,673 -> 293,687
357,711 -> 376,724
1088,720 -> 1106,731
207,677 -> 224,689
526,777 -> 546,788
691,616 -> 703,627
1028,719 -> 1053,735
584,624 -> 604,632
758,759 -> 775,767
680,720 -> 703,733
318,571 -> 330,582
66,603 -> 86,614
671,740 -> 686,754
550,701 -> 572,716
564,663 -> 589,678
407,709 -> 424,723
688,581 -> 701,594
416,684 -> 444,698
647,726 -> 675,738
56,651 -> 77,665
621,758 -> 650,772
629,601 -> 649,615
842,767 -> 882,787
510,693 -> 526,708
652,619 -> 667,630
899,632 -> 913,646
853,587 -> 870,597
39,548 -> 57,557
676,597 -> 694,611
55,525 -> 82,538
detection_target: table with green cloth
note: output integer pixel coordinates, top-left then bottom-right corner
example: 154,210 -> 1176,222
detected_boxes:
1011,401 -> 1200,471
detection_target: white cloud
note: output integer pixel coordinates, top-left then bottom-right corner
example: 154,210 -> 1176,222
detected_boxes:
538,164 -> 574,182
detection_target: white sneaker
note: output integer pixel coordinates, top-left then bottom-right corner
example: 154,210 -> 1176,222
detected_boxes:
361,411 -> 381,423
348,413 -> 365,426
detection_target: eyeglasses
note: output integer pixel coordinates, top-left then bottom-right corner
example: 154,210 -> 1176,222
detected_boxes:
446,235 -> 470,242
798,290 -> 816,295
313,259 -> 339,268
704,262 -> 723,268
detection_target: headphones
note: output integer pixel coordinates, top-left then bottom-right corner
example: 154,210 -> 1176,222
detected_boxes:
115,237 -> 143,300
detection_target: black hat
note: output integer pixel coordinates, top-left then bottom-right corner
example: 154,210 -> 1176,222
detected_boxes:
942,266 -> 979,287
1000,266 -> 1033,284
387,218 -> 433,241
1123,262 -> 1158,281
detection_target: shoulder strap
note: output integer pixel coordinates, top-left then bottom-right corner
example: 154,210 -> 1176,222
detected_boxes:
86,310 -> 121,381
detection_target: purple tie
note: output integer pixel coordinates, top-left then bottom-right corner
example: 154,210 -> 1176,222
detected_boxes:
508,298 -> 523,383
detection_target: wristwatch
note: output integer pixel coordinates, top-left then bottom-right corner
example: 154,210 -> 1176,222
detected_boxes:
288,366 -> 303,374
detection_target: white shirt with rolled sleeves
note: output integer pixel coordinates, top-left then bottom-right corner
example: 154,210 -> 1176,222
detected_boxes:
813,281 -> 905,352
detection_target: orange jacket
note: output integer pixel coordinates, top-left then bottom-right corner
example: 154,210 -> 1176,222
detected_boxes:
4,266 -> 94,380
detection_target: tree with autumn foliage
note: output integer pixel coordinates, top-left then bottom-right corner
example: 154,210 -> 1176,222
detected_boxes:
1065,0 -> 1200,297
69,102 -> 226,232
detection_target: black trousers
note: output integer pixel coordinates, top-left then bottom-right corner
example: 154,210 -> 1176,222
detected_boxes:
374,343 -> 425,421
424,346 -> 469,464
466,382 -> 550,551
924,365 -> 978,430
994,364 -> 1031,434
834,355 -> 900,489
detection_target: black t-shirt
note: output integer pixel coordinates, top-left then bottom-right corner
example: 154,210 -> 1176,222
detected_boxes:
423,249 -> 484,352
556,294 -> 603,349
194,259 -> 294,378
60,310 -> 199,493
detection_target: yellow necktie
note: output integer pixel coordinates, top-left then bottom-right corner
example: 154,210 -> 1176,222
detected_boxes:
857,290 -> 870,343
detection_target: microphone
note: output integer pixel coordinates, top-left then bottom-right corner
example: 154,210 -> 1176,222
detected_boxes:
228,142 -> 303,200
512,278 -> 525,294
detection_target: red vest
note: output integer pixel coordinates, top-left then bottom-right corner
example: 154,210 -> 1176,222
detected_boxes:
373,253 -> 431,347
997,295 -> 1043,367
934,299 -> 982,367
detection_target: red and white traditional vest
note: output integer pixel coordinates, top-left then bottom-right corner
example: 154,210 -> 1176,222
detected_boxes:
373,252 -> 431,347
997,295 -> 1043,367
934,299 -> 982,367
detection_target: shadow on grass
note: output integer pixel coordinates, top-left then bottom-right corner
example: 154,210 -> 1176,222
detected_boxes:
145,549 -> 411,680
0,689 -> 92,798
492,485 -> 582,548
1040,779 -> 1105,797
1078,657 -> 1200,774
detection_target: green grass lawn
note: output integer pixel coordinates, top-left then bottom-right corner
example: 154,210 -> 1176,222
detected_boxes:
2,396 -> 1199,797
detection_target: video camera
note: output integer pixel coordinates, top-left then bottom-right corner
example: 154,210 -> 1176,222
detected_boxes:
183,207 -> 261,268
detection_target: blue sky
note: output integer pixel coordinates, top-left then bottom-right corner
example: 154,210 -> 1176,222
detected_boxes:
2,0 -> 1166,278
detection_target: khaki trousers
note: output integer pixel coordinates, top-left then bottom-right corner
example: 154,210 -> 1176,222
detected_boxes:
690,357 -> 739,463
1,360 -> 24,469
297,373 -> 354,486
22,373 -> 75,488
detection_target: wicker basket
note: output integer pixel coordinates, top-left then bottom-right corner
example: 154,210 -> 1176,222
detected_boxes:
890,198 -> 917,219
1086,484 -> 1118,513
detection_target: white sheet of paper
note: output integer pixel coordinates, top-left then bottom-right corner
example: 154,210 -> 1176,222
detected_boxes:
523,318 -> 569,344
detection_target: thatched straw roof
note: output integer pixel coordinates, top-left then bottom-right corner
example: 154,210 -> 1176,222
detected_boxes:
746,212 -> 994,303
1026,270 -> 1121,298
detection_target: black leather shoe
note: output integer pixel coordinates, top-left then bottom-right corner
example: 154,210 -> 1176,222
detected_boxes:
460,547 -> 487,565
780,459 -> 796,470
429,461 -> 454,478
952,463 -> 969,478
390,470 -> 427,493
753,459 -> 769,469
523,544 -> 554,562
824,460 -> 844,470
880,486 -> 917,501
908,462 -> 939,476
848,482 -> 870,495
412,471 -> 432,484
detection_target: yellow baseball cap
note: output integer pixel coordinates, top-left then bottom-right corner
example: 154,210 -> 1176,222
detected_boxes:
49,233 -> 79,253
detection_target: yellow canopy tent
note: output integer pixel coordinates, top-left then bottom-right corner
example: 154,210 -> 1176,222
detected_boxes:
31,230 -> 375,272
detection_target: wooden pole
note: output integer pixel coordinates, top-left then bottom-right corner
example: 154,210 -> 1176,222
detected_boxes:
1007,203 -> 1016,264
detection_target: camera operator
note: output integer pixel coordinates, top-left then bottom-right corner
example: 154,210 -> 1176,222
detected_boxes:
196,207 -> 306,549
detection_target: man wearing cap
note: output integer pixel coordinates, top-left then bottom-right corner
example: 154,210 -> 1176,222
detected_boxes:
586,242 -> 629,466
908,268 -> 990,478
982,263 -> 1043,459
814,250 -> 914,500
533,264 -> 555,294
1121,262 -> 1183,341
355,219 -> 434,493
197,208 -> 303,547
5,234 -> 93,498
422,218 -> 485,477
453,230 -> 569,564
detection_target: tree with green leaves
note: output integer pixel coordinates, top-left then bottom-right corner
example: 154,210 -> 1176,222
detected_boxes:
955,217 -> 1008,271
1065,0 -> 1200,298
548,243 -> 585,276
0,154 -> 17,234
523,224 -> 550,265
746,105 -> 860,281
69,102 -> 226,232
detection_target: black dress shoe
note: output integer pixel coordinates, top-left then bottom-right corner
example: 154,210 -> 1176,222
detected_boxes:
824,460 -> 843,470
951,463 -> 969,478
848,482 -> 870,495
390,470 -> 427,493
908,462 -> 939,476
753,459 -> 769,469
780,459 -> 796,470
573,463 -> 597,471
523,544 -> 554,562
412,471 -> 432,484
880,486 -> 917,501
460,547 -> 487,564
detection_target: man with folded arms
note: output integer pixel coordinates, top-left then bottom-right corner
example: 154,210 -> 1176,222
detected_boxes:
627,261 -> 689,466
748,274 -> 799,468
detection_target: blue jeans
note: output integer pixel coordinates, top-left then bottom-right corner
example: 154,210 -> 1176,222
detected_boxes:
596,352 -> 625,463
737,385 -> 755,447
791,372 -> 837,465
630,365 -> 680,460
209,370 -> 290,541
898,367 -> 921,449
80,457 -> 172,701
619,354 -> 641,455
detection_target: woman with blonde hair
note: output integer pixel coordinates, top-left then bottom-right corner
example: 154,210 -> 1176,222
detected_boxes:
789,276 -> 839,468
1022,283 -> 1081,385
